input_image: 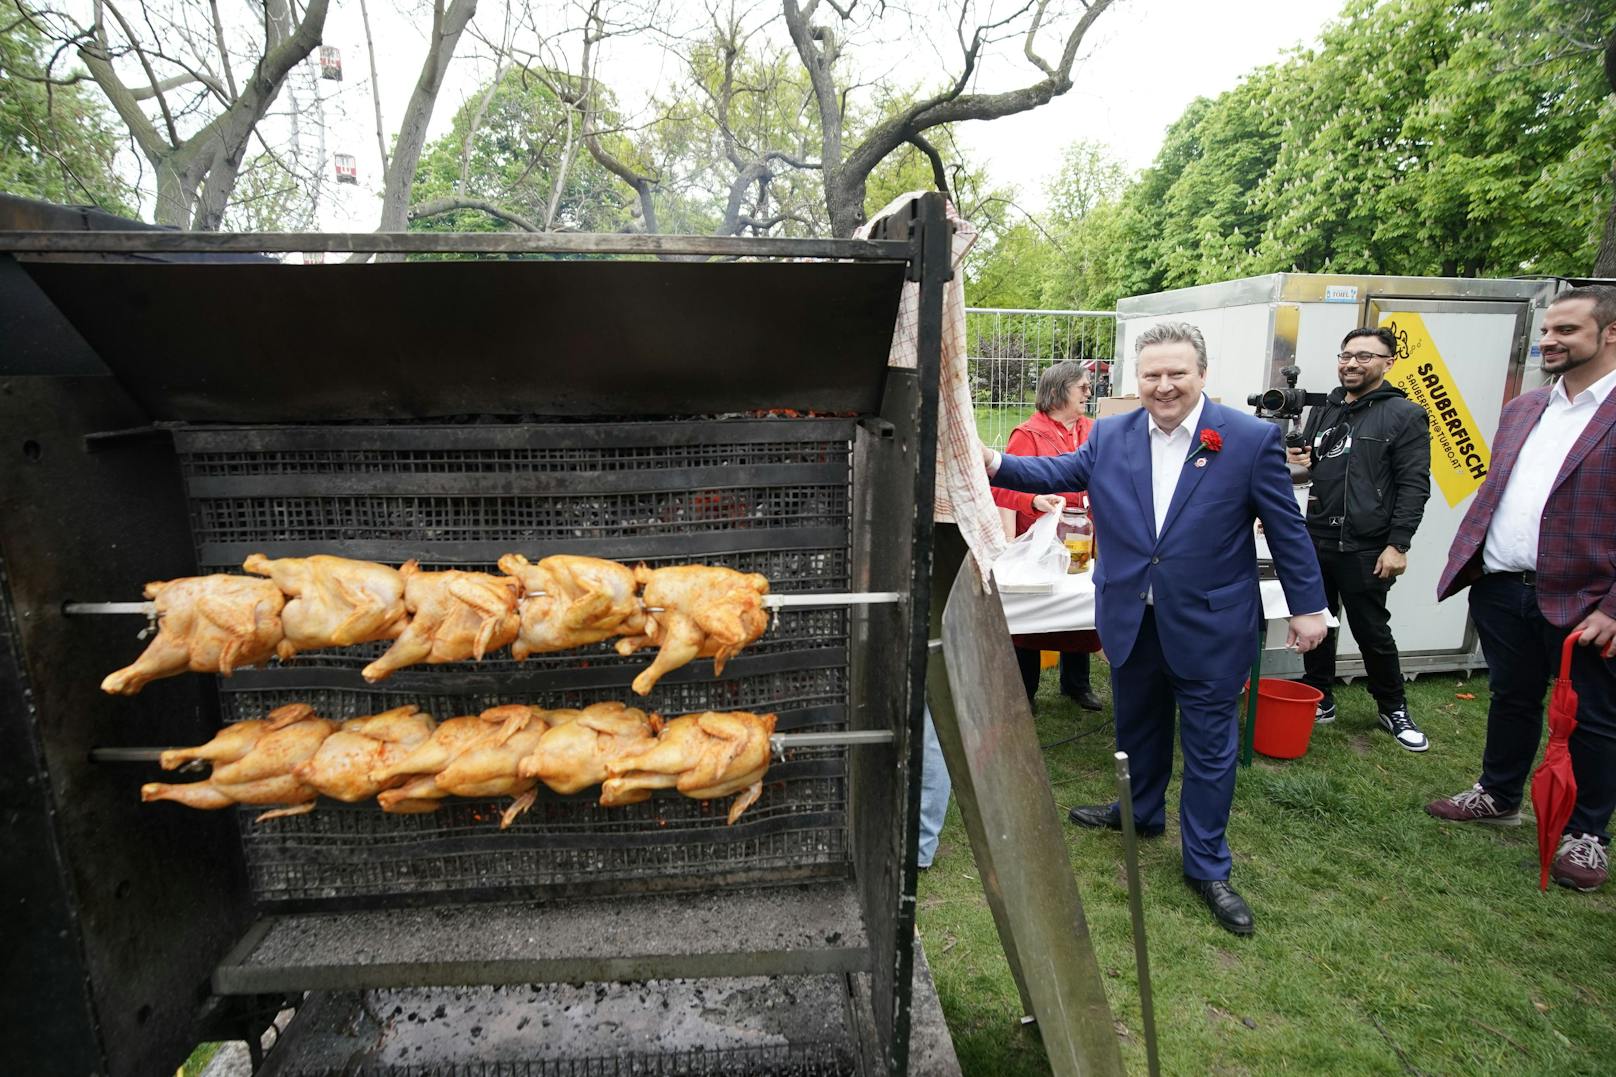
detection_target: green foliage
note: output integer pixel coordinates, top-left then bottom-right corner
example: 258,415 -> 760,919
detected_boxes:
1113,0 -> 1616,292
0,16 -> 134,214
409,70 -> 634,235
978,0 -> 1616,311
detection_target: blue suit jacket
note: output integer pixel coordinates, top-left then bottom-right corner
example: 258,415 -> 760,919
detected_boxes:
995,399 -> 1325,681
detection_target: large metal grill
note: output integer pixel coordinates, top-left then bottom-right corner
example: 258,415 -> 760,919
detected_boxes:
0,196 -> 954,1077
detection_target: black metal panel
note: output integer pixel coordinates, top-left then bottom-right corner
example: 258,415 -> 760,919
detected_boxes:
17,259 -> 908,421
0,375 -> 250,1077
849,192 -> 947,1077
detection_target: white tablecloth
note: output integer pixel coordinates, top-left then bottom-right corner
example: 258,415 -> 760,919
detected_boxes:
999,569 -> 1308,635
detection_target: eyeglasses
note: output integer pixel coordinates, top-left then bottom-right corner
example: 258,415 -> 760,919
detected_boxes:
1336,351 -> 1393,364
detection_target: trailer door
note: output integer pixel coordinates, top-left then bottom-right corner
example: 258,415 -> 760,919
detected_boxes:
1348,296 -> 1533,670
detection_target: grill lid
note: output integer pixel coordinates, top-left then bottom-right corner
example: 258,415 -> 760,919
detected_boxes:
15,258 -> 908,421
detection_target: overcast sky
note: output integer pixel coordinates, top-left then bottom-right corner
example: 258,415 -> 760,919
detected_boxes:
302,0 -> 1348,229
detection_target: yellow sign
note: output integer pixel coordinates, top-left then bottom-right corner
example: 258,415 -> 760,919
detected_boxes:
1380,310 -> 1490,507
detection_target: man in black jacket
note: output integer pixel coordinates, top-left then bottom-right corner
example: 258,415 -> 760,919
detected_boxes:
1287,327 -> 1433,751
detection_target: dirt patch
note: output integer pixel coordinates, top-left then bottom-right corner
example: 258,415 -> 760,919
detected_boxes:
1215,948 -> 1241,972
1348,734 -> 1374,757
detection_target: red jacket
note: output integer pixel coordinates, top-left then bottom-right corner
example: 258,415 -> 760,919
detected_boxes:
991,410 -> 1092,536
1438,384 -> 1616,627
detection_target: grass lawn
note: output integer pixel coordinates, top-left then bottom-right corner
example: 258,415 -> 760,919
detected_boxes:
917,665 -> 1616,1076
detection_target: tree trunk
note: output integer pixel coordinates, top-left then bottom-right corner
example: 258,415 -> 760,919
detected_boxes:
1599,29 -> 1616,276
375,0 -> 480,241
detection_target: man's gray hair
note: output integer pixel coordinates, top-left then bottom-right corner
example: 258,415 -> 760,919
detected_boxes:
1134,321 -> 1209,372
1034,360 -> 1090,415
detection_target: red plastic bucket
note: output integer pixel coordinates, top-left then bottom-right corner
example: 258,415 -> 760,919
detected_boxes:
1252,678 -> 1324,759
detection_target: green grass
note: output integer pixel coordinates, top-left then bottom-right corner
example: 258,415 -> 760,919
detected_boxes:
917,667 -> 1616,1075
975,404 -> 1035,450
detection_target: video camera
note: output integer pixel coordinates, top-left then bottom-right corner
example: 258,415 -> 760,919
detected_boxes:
1248,364 -> 1328,471
1247,365 -> 1327,425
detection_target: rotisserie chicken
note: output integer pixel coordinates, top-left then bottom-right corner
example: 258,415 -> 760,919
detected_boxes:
142,704 -> 337,821
243,553 -> 408,658
430,705 -> 554,827
292,706 -> 437,802
361,562 -> 520,682
518,702 -> 658,795
498,554 -> 647,659
601,710 -> 777,823
370,707 -> 531,814
615,566 -> 770,695
101,575 -> 285,695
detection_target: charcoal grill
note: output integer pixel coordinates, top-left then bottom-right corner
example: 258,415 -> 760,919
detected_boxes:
0,194 -> 955,1075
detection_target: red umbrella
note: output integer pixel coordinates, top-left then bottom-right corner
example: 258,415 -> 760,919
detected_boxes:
1531,632 -> 1583,891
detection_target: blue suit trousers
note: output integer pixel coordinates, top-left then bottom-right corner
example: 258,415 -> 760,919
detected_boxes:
1112,608 -> 1247,880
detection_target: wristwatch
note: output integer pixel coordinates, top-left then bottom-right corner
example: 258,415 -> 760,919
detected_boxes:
1390,543 -> 1410,554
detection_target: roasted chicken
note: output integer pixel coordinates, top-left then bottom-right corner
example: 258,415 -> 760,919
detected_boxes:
243,553 -> 407,658
142,704 -> 337,821
499,554 -> 647,658
518,702 -> 658,795
615,566 -> 771,695
361,562 -> 520,682
102,575 -> 285,695
430,705 -> 554,827
370,707 -> 533,814
601,710 -> 777,824
292,706 -> 437,802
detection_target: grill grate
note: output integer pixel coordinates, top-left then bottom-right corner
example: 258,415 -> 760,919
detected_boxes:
172,421 -> 856,907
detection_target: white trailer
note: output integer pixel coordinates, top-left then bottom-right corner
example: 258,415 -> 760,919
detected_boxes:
1114,272 -> 1563,678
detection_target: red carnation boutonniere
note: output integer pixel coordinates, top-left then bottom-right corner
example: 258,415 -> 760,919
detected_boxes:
1191,428 -> 1221,468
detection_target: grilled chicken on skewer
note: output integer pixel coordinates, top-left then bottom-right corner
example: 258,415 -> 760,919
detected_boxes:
101,575 -> 285,695
292,706 -> 437,802
499,554 -> 647,658
361,563 -> 520,682
242,554 -> 407,659
517,702 -> 658,795
142,704 -> 336,821
430,705 -> 555,827
615,566 -> 770,695
601,711 -> 777,823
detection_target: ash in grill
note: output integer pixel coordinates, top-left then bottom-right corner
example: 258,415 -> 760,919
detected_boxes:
1,197 -> 957,1077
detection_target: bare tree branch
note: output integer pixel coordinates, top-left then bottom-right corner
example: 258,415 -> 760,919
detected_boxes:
358,0 -> 390,176
906,131 -> 948,196
410,196 -> 542,231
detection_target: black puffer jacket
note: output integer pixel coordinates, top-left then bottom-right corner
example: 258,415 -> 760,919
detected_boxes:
1300,384 -> 1431,553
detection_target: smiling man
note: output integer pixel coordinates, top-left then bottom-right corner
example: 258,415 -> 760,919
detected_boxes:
1286,327 -> 1432,750
982,321 -> 1326,935
1430,285 -> 1616,892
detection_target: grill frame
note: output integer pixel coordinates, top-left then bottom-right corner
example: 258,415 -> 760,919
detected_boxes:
0,194 -> 949,1077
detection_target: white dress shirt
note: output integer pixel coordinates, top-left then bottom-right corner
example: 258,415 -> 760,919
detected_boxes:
1144,395 -> 1207,602
1483,366 -> 1616,574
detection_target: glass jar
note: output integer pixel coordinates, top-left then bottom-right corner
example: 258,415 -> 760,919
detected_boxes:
1057,507 -> 1092,574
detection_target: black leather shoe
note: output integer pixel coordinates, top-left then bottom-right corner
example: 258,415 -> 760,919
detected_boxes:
1066,803 -> 1164,838
1187,877 -> 1255,936
1068,688 -> 1104,711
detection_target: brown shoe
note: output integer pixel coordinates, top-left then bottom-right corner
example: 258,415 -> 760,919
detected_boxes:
1425,783 -> 1521,826
1551,833 -> 1610,892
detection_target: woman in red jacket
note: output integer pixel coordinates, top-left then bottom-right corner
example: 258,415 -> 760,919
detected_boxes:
992,360 -> 1104,711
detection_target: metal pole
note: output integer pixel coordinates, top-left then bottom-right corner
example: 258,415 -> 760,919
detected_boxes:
1241,631 -> 1264,768
1114,751 -> 1162,1077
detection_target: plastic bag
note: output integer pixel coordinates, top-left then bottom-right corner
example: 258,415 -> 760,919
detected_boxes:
991,508 -> 1070,594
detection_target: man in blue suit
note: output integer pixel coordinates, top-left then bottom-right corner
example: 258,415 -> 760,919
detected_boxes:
984,322 -> 1327,935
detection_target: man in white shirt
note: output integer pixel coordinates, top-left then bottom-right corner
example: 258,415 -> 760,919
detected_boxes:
1430,285 -> 1616,892
984,322 -> 1327,934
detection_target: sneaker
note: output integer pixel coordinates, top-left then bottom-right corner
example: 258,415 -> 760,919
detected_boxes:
1314,698 -> 1337,725
1378,706 -> 1428,752
1551,833 -> 1609,892
1425,783 -> 1521,826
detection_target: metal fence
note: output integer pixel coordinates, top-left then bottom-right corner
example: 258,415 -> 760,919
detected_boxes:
965,307 -> 1117,448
